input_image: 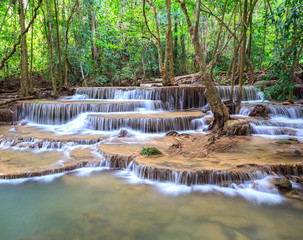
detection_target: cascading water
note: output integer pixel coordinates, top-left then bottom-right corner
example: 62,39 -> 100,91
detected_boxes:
238,105 -> 303,139
75,86 -> 263,109
22,100 -> 163,124
1,84 -> 303,209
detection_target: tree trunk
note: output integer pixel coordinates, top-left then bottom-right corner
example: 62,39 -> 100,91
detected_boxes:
247,0 -> 253,61
260,0 -> 267,69
90,12 -> 98,66
174,14 -> 178,74
46,2 -> 58,98
54,0 -> 63,87
30,8 -> 34,93
165,0 -> 174,85
237,0 -> 248,106
180,0 -> 229,130
180,22 -> 187,73
18,0 -> 29,97
230,0 -> 238,102
143,0 -> 169,85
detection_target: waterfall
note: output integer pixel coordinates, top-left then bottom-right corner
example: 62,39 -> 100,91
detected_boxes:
22,101 -> 163,124
76,86 -> 262,109
246,106 -> 303,138
86,114 -> 203,133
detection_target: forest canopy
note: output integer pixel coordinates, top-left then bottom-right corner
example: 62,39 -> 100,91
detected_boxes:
0,0 -> 302,100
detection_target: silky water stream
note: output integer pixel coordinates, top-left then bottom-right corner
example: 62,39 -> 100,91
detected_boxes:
0,86 -> 302,240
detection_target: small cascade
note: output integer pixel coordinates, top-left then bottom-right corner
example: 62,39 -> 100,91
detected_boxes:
76,86 -> 207,109
238,104 -> 303,139
2,150 -> 302,187
76,86 -> 262,109
216,86 -> 263,102
268,106 -> 303,118
22,101 -> 163,124
86,114 -> 203,133
0,137 -> 103,150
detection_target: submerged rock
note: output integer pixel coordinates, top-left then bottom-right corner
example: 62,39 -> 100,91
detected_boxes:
118,129 -> 133,138
166,130 -> 179,136
270,177 -> 293,192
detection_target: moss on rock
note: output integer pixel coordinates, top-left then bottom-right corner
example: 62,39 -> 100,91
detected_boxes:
141,147 -> 163,156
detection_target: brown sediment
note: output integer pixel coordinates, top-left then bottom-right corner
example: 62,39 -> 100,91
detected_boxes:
0,124 -> 303,184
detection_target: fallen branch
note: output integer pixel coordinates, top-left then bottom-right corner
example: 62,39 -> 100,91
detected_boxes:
0,89 -> 19,93
0,96 -> 35,106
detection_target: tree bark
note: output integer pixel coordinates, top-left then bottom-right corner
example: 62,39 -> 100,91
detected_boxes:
180,0 -> 230,130
30,8 -> 34,93
165,0 -> 175,85
143,0 -> 169,85
174,14 -> 178,74
63,0 -> 79,87
230,2 -> 239,102
54,0 -> 63,87
90,12 -> 98,66
18,0 -> 29,97
180,21 -> 187,73
237,0 -> 248,106
210,0 -> 228,78
46,2 -> 58,98
260,0 -> 267,69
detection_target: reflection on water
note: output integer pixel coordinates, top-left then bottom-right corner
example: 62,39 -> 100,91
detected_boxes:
0,171 -> 302,240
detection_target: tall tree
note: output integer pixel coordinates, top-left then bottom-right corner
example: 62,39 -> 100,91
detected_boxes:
179,0 -> 230,129
143,0 -> 174,85
18,0 -> 29,96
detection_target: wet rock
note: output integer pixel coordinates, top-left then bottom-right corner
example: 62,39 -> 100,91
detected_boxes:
288,137 -> 299,143
282,101 -> 291,105
0,109 -> 14,122
270,177 -> 292,192
294,71 -> 303,84
223,119 -> 250,136
166,130 -> 179,136
223,100 -> 236,114
248,105 -> 269,118
20,121 -> 28,126
118,129 -> 133,138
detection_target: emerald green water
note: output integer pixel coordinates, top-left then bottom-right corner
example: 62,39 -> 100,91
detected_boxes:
0,171 -> 302,240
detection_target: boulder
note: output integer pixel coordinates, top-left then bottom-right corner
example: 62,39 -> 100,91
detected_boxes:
223,119 -> 251,136
166,130 -> 179,136
0,109 -> 14,122
270,177 -> 292,192
249,105 -> 269,118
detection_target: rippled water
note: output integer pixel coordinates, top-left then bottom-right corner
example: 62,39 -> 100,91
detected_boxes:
0,171 -> 302,240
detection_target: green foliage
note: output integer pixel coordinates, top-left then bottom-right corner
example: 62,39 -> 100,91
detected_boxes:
0,0 -> 302,94
259,0 -> 303,101
141,147 -> 163,156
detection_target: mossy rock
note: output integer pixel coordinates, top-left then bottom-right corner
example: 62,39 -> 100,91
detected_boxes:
141,147 -> 163,156
276,140 -> 292,145
294,150 -> 302,155
288,137 -> 300,143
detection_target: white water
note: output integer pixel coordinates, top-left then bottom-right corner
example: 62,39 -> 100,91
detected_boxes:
0,160 -> 285,205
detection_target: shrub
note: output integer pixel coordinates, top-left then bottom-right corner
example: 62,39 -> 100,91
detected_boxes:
141,147 -> 162,156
